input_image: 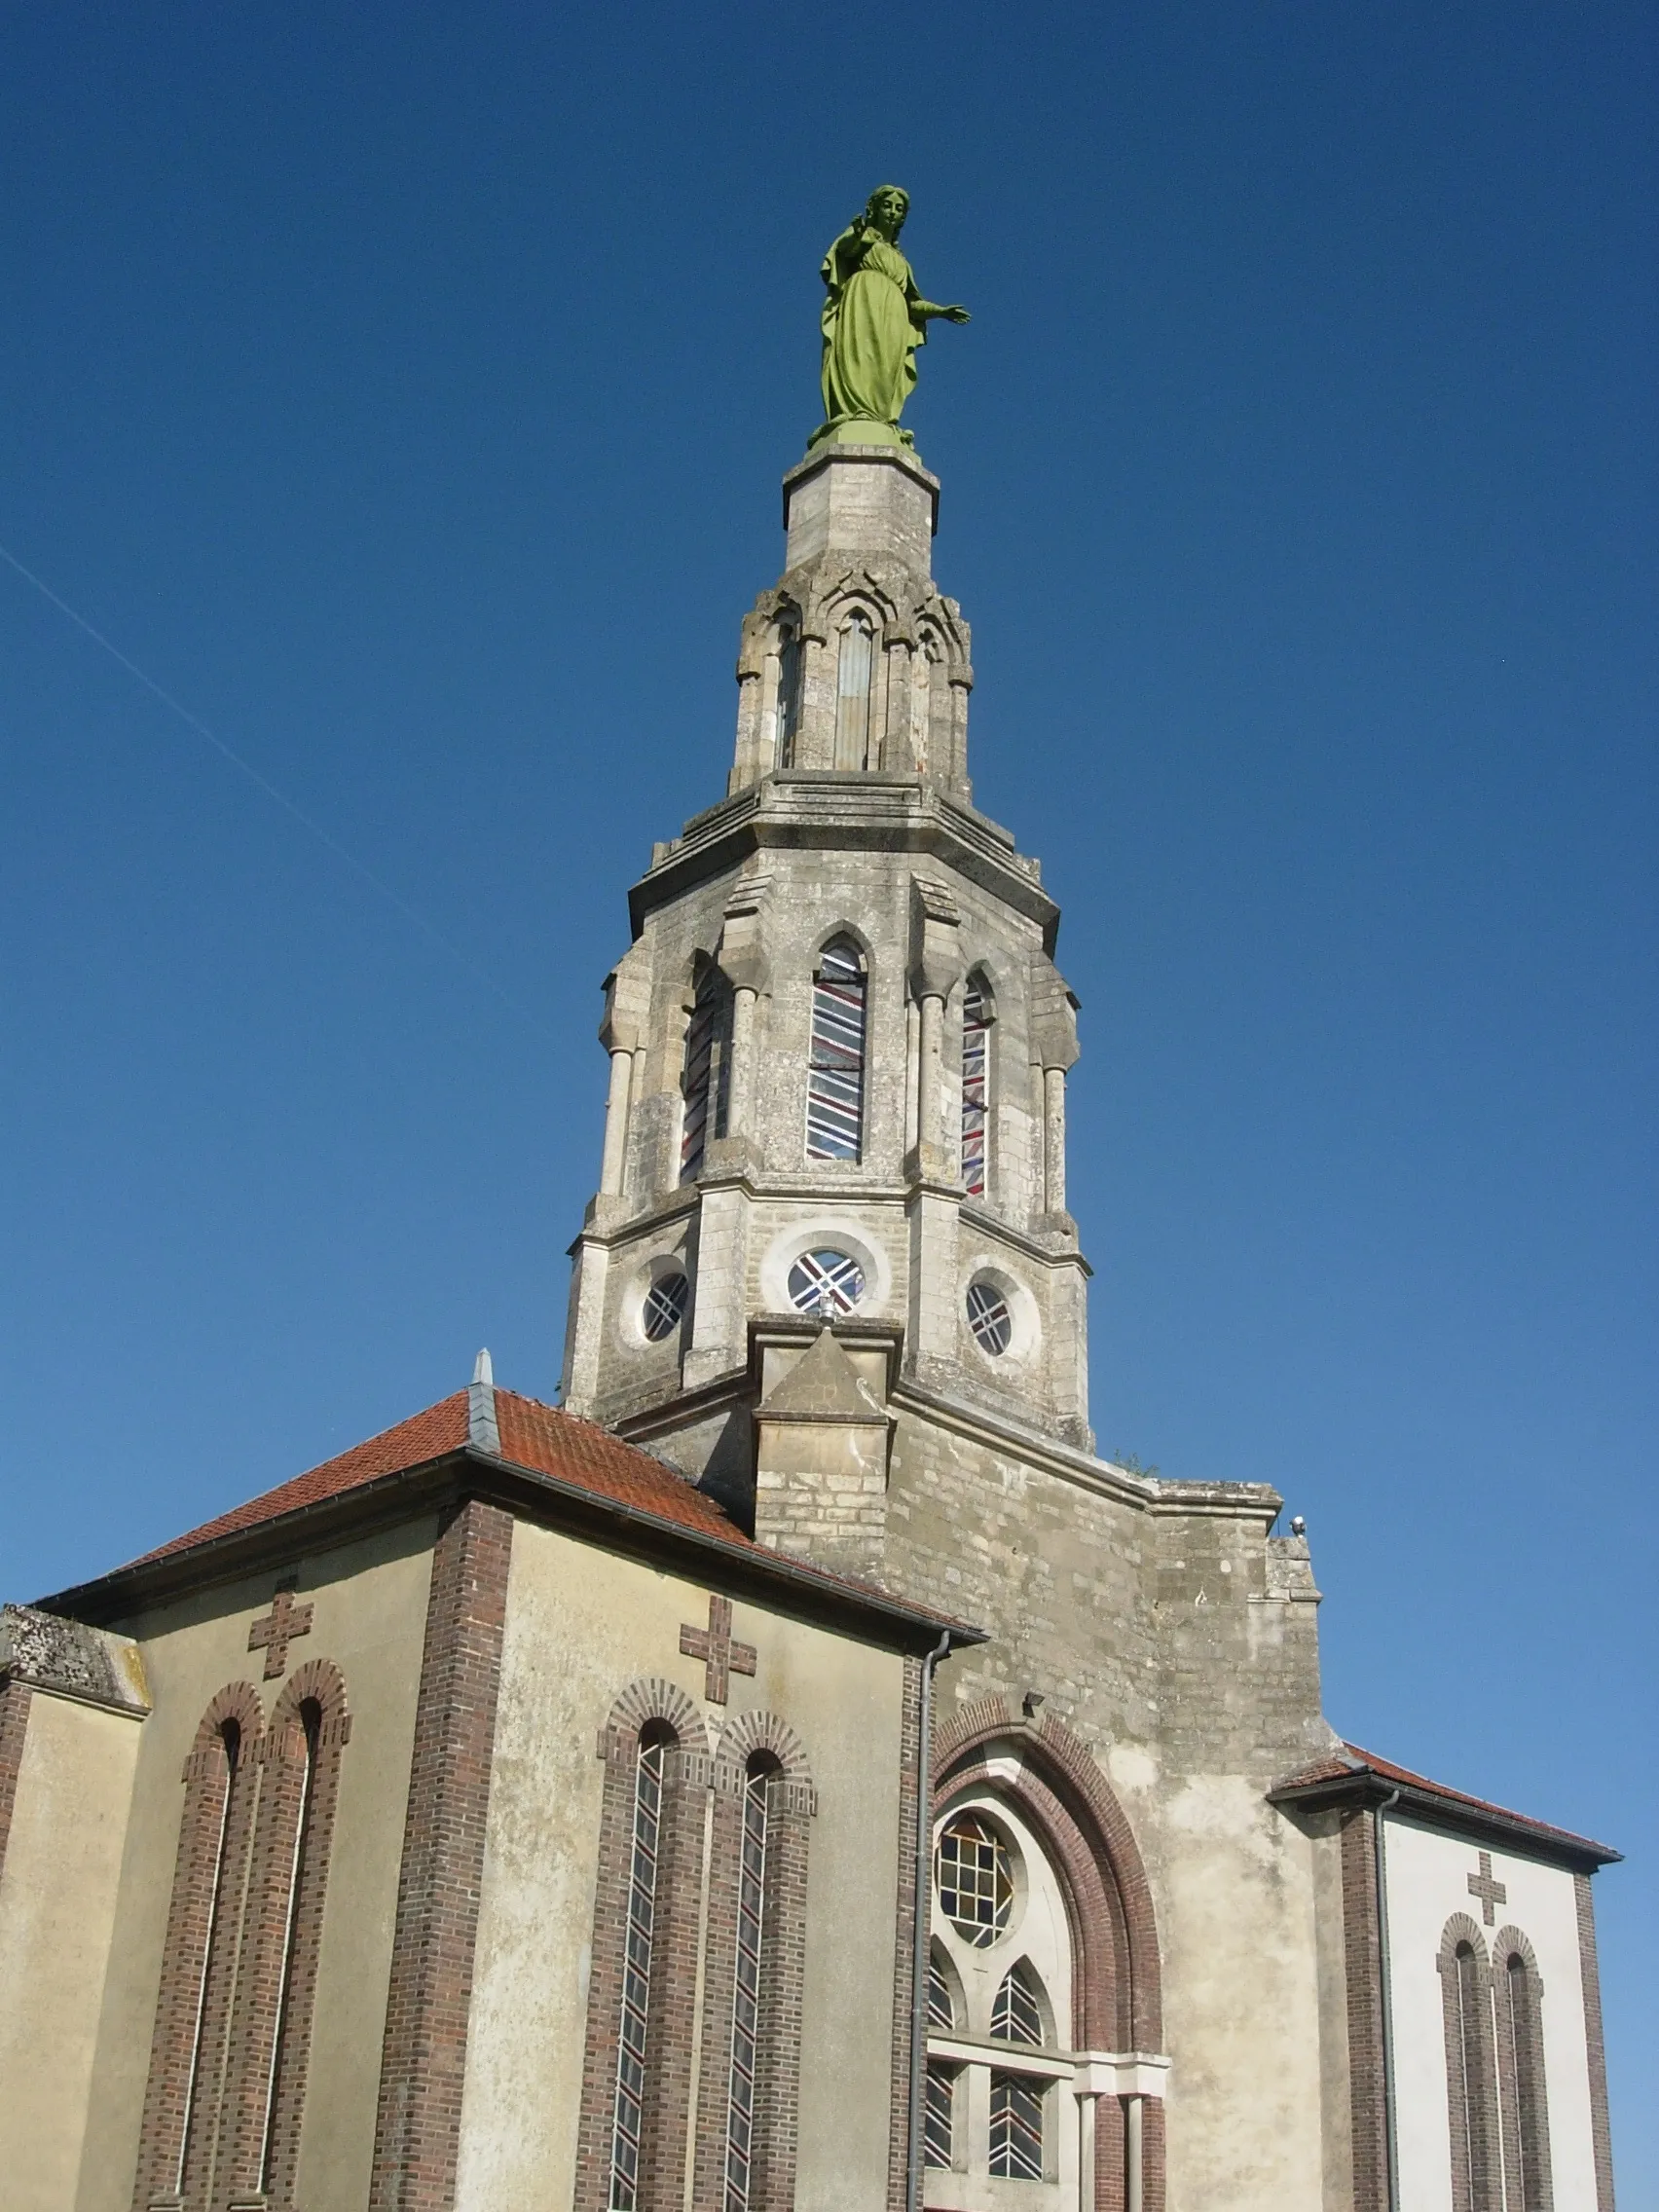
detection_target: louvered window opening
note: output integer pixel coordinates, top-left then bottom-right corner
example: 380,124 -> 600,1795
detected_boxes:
723,1763 -> 771,2212
961,977 -> 990,1198
989,2073 -> 1046,2181
258,1701 -> 321,2190
924,2063 -> 958,2170
991,1966 -> 1045,2047
609,1734 -> 666,2211
682,971 -> 732,1182
177,1719 -> 244,2196
806,940 -> 867,1161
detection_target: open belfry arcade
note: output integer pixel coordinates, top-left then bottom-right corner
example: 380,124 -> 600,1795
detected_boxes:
0,209 -> 1620,2212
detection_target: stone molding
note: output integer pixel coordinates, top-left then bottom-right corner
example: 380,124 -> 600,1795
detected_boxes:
0,1602 -> 150,1717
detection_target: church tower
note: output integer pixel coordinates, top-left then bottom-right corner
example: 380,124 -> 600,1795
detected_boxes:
561,439 -> 1090,1566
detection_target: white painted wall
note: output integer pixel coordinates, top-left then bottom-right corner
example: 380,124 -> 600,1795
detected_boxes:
1382,1816 -> 1599,2211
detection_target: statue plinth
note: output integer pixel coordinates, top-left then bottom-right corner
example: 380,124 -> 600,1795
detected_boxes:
782,440 -> 940,576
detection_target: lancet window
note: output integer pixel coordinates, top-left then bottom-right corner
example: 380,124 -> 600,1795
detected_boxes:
834,613 -> 875,770
177,1713 -> 251,2197
1439,1917 -> 1502,2212
609,1726 -> 669,2211
806,938 -> 867,1162
723,1753 -> 780,2212
961,973 -> 992,1198
1493,1931 -> 1553,2212
681,962 -> 732,1181
775,627 -> 803,769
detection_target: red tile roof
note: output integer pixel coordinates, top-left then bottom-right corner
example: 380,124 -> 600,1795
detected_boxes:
1272,1742 -> 1617,1862
122,1382 -> 975,1641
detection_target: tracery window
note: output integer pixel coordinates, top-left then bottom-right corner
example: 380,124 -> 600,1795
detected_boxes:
833,612 -> 874,770
610,1726 -> 670,2211
681,963 -> 732,1181
991,1961 -> 1046,2046
805,938 -> 867,1161
935,1811 -> 1014,1947
961,973 -> 992,1198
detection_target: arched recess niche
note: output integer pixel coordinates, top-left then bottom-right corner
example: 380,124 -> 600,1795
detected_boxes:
931,1698 -> 1165,2212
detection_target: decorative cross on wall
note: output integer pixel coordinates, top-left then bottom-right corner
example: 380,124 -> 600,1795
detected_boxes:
248,1585 -> 314,1680
1467,1850 -> 1508,1926
680,1594 -> 756,1705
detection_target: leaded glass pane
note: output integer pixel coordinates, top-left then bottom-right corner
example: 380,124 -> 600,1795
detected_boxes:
934,1813 -> 1014,1948
961,977 -> 990,1198
723,1766 -> 770,2212
787,1247 -> 866,1316
966,1280 -> 1013,1356
991,1964 -> 1045,2046
989,2072 -> 1046,2181
806,940 -> 866,1161
609,1734 -> 666,2210
924,2062 -> 957,2170
643,1273 -> 690,1343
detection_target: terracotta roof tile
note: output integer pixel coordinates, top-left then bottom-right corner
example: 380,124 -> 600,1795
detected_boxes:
124,1382 -> 972,1637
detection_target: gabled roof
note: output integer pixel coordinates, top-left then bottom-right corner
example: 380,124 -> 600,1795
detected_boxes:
41,1380 -> 980,1656
1270,1741 -> 1619,1871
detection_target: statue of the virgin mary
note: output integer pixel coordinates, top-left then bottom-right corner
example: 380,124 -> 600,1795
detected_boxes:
813,186 -> 970,448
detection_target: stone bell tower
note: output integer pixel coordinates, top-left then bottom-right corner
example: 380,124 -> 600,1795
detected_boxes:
561,440 -> 1088,1568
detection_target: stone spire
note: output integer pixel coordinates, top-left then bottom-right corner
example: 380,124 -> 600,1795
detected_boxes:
561,441 -> 1088,1536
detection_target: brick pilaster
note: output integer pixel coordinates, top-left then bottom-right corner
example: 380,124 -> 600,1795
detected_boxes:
886,1655 -> 922,2212
368,1498 -> 512,2212
1341,1810 -> 1388,2212
0,1678 -> 31,1886
1574,1874 -> 1617,2212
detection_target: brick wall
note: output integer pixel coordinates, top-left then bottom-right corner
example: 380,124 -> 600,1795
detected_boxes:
1340,1811 -> 1389,2212
1573,1875 -> 1616,2212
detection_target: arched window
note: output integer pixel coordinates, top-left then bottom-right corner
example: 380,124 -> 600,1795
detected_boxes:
1493,1933 -> 1552,2212
178,1714 -> 250,2198
961,973 -> 993,1198
611,1724 -> 672,2211
681,962 -> 732,1181
924,1943 -> 965,2173
1439,1918 -> 1501,2212
991,1960 -> 1048,2046
775,628 -> 802,769
806,939 -> 867,1162
833,613 -> 874,770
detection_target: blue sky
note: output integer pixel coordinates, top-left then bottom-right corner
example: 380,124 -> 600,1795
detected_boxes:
3,1 -> 1653,2181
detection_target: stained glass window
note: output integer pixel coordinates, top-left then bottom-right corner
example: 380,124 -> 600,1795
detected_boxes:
924,2062 -> 958,2170
989,2073 -> 1046,2181
935,1813 -> 1014,1948
961,975 -> 991,1198
786,1248 -> 866,1316
991,1963 -> 1046,2047
609,1730 -> 667,2210
927,1950 -> 958,2031
806,940 -> 867,1161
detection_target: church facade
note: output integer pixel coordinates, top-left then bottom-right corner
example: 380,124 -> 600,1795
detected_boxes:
0,438 -> 1619,2212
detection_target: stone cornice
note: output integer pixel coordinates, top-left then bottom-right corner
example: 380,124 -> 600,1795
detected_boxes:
630,773 -> 1059,952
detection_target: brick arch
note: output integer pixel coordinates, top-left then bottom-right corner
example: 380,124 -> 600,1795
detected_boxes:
717,1707 -> 814,1787
1491,1922 -> 1543,1989
216,1657 -> 353,2207
132,1680 -> 266,2211
1439,1913 -> 1502,2211
598,1675 -> 710,1757
932,1699 -> 1164,2212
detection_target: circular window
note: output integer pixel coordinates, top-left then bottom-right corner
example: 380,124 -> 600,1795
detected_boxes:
787,1248 -> 866,1316
966,1279 -> 1014,1355
642,1272 -> 690,1342
935,1812 -> 1014,1947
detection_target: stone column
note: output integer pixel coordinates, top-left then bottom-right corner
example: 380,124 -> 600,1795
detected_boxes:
795,630 -> 835,770
599,1047 -> 634,1198
726,985 -> 757,1133
906,875 -> 962,1185
917,991 -> 945,1161
1043,1064 -> 1067,1214
903,998 -> 921,1154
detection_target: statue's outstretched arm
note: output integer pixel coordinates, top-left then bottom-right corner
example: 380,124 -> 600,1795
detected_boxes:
913,299 -> 972,324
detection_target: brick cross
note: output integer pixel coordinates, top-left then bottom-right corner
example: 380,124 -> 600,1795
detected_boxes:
680,1594 -> 756,1705
1467,1850 -> 1507,1926
248,1586 -> 313,1680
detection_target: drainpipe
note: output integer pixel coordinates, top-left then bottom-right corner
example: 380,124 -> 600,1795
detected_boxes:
906,1630 -> 952,2212
1374,1787 -> 1402,2212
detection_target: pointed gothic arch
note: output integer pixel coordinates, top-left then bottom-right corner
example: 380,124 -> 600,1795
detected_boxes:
932,1699 -> 1164,2212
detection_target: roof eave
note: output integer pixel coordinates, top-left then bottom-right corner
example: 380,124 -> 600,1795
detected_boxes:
35,1443 -> 985,1658
1267,1767 -> 1621,1872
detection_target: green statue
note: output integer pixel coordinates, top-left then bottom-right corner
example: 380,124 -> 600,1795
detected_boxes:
812,186 -> 970,450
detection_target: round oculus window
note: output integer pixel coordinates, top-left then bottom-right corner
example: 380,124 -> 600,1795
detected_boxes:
935,1812 -> 1014,1948
642,1272 -> 690,1342
966,1279 -> 1014,1355
787,1248 -> 866,1316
